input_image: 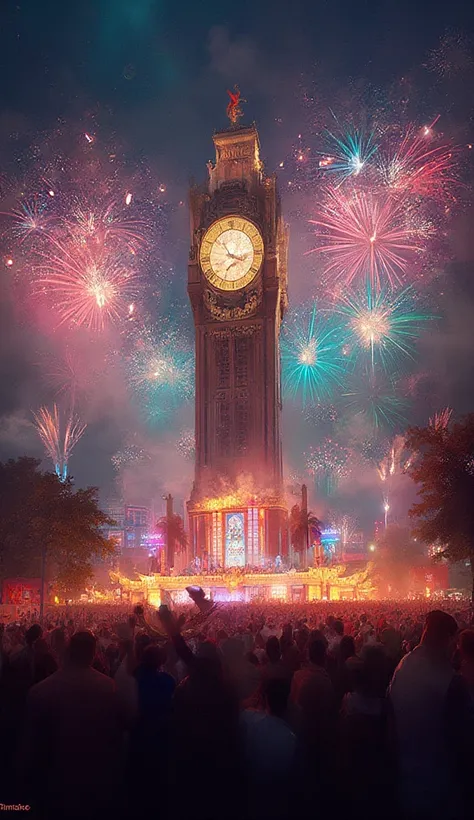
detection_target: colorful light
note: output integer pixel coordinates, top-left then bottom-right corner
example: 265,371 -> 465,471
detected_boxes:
429,407 -> 452,431
305,438 -> 351,494
32,404 -> 86,482
281,303 -> 347,406
310,187 -> 423,290
379,127 -> 457,200
127,323 -> 194,424
38,240 -> 137,331
318,127 -> 378,183
336,279 -> 434,374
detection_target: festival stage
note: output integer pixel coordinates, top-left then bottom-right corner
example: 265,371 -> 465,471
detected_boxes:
111,563 -> 375,607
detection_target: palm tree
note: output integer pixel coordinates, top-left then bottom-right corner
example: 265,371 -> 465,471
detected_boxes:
157,513 -> 188,570
290,504 -> 322,569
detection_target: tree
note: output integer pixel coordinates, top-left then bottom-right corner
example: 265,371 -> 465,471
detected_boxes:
406,414 -> 474,600
378,523 -> 424,563
290,504 -> 322,568
0,457 -> 116,598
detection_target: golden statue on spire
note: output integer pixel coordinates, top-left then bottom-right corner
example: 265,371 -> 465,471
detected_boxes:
226,85 -> 245,125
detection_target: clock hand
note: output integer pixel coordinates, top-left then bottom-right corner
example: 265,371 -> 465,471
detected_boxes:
227,252 -> 249,261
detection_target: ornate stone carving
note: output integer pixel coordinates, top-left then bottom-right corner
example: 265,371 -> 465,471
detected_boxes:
209,324 -> 260,338
215,337 -> 230,389
204,289 -> 259,321
204,183 -> 261,227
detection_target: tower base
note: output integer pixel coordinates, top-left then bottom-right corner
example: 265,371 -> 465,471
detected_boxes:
187,503 -> 288,570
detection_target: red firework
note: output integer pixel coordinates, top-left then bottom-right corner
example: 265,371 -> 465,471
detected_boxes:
309,187 -> 424,290
378,127 -> 458,200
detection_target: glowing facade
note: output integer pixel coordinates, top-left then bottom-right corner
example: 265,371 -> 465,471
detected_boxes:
187,122 -> 289,564
111,564 -> 375,605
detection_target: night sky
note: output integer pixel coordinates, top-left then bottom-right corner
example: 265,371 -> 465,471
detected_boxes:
1,1 -> 473,528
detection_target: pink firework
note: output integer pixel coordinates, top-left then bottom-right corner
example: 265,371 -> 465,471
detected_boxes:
65,200 -> 146,253
309,187 -> 423,289
379,127 -> 457,201
38,238 -> 136,331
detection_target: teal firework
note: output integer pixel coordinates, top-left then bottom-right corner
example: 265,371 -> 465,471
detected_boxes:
336,278 -> 434,375
281,303 -> 347,407
318,126 -> 378,183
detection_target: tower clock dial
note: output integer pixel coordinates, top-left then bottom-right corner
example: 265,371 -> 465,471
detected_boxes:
200,216 -> 264,291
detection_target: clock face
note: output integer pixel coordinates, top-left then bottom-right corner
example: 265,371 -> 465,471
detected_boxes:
199,216 -> 264,291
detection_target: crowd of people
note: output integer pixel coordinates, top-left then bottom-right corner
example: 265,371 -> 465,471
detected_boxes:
1,599 -> 473,820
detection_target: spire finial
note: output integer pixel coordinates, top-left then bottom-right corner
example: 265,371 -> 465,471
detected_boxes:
226,85 -> 246,125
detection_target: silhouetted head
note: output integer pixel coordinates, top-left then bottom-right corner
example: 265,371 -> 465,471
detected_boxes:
135,632 -> 152,662
140,644 -> 167,671
309,629 -> 328,648
422,610 -> 458,654
33,638 -> 49,655
308,638 -> 327,667
68,631 -> 97,667
266,636 -> 281,664
340,635 -> 356,662
25,624 -> 42,647
459,629 -> 474,663
334,620 -> 344,637
263,676 -> 291,719
50,627 -> 66,656
295,628 -> 309,651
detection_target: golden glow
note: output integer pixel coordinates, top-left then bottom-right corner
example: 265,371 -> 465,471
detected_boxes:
148,590 -> 162,608
110,563 -> 376,600
298,341 -> 317,366
200,216 -> 264,291
354,310 -> 390,347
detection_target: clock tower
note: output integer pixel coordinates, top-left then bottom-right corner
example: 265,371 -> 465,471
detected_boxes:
187,116 -> 289,567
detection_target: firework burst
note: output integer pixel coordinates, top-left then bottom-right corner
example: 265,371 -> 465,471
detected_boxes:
10,198 -> 52,242
343,371 -> 408,429
318,126 -> 378,183
176,428 -> 195,460
112,440 -> 151,471
429,406 -> 453,431
377,435 -> 412,482
305,438 -> 351,495
32,404 -> 86,481
336,278 -> 434,374
65,199 -> 146,253
328,512 -> 359,549
127,323 -> 194,424
281,304 -> 347,406
310,187 -> 424,290
38,239 -> 137,331
378,127 -> 457,200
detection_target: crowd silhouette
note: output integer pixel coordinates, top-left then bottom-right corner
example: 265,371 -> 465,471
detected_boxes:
1,600 -> 473,820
